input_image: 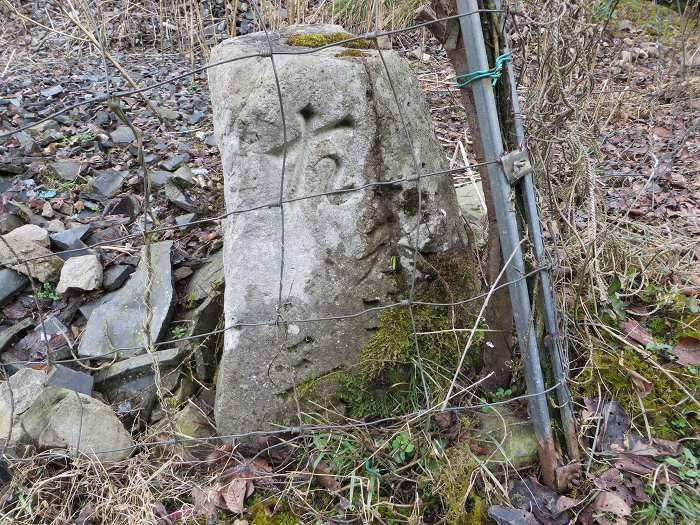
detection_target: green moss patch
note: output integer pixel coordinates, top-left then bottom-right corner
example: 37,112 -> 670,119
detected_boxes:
335,49 -> 369,58
286,31 -> 373,49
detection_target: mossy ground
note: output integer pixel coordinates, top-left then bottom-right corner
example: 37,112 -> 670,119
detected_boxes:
574,292 -> 700,439
602,0 -> 687,44
286,31 -> 373,49
335,49 -> 370,58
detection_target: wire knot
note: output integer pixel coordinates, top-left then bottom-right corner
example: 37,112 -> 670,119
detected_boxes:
455,51 -> 512,88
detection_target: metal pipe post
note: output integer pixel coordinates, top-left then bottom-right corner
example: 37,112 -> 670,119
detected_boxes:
456,0 -> 557,487
492,0 -> 580,463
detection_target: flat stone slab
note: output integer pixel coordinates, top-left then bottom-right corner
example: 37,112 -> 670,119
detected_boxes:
77,241 -> 175,359
94,347 -> 186,385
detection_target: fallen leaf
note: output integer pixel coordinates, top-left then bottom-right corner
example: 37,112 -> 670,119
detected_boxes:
671,336 -> 700,366
311,460 -> 341,492
619,319 -> 653,347
621,435 -> 680,457
625,369 -> 652,398
221,478 -> 248,514
510,477 -> 577,525
191,486 -> 217,520
614,453 -> 681,484
580,491 -> 631,525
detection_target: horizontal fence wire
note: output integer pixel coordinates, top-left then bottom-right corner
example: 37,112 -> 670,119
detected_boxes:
3,163 -> 500,267
0,3 -> 567,469
3,382 -> 564,462
0,9 -> 501,140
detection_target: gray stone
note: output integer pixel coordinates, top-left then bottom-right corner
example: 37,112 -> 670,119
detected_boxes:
475,408 -> 539,470
0,235 -> 63,283
94,347 -> 186,385
4,224 -> 50,247
189,111 -> 204,125
165,180 -> 196,212
175,213 -> 197,228
79,290 -> 118,321
0,368 -> 48,445
91,169 -> 126,197
20,384 -> 133,462
41,201 -> 54,218
0,269 -> 28,306
48,364 -> 94,395
40,85 -> 64,98
149,170 -> 171,188
77,241 -> 175,359
110,126 -> 135,144
51,160 -> 83,182
185,250 -> 224,303
209,25 -> 468,434
171,165 -> 194,188
103,264 -> 134,291
94,348 -> 183,425
50,225 -> 90,250
156,107 -> 180,120
204,134 -> 217,147
0,318 -> 33,355
46,219 -> 65,233
0,213 -> 25,234
160,153 -> 189,171
56,254 -> 103,294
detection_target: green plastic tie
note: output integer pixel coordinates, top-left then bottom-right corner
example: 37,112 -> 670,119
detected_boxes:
455,51 -> 512,88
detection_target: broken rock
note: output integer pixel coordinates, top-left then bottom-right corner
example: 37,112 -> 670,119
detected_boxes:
56,254 -> 103,294
4,224 -> 50,247
77,241 -> 174,359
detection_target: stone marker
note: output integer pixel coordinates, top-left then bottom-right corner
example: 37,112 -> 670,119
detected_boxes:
209,25 -> 468,435
77,241 -> 174,359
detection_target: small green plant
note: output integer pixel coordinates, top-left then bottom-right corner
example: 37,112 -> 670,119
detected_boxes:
60,131 -> 95,146
187,81 -> 198,93
389,432 -> 415,464
36,282 -> 58,301
634,447 -> 700,524
170,325 -> 187,340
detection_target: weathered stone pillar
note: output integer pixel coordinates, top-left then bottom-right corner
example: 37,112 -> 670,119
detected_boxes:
209,25 -> 469,435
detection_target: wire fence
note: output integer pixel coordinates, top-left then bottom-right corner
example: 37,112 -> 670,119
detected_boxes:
0,2 -> 569,469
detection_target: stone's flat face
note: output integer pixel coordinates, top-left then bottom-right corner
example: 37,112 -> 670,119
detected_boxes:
91,169 -> 127,197
56,254 -> 103,294
103,264 -> 134,291
20,385 -> 133,463
0,235 -> 63,283
48,364 -> 94,395
77,241 -> 175,359
4,224 -> 50,247
209,25 -> 467,435
52,160 -> 83,181
185,250 -> 224,303
0,268 -> 28,306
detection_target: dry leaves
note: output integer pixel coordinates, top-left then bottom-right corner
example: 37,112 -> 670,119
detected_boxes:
619,319 -> 653,347
671,336 -> 700,366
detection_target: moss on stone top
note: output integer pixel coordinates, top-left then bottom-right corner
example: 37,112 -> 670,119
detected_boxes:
335,49 -> 369,58
286,31 -> 373,49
